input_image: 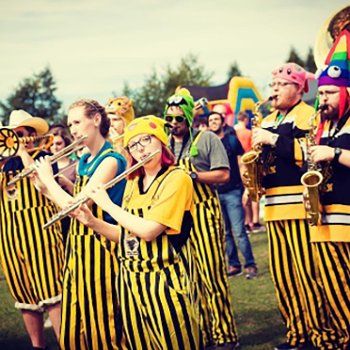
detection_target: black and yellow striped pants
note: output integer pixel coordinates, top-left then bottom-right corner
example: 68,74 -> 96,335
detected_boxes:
192,196 -> 238,346
267,219 -> 339,349
0,207 -> 64,310
118,264 -> 202,349
314,241 -> 350,350
59,235 -> 124,350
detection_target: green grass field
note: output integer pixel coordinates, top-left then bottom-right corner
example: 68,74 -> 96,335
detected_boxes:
0,229 -> 290,349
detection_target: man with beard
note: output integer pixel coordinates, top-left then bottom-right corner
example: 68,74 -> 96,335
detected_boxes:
309,30 -> 350,350
252,63 -> 337,350
164,89 -> 239,350
208,111 -> 257,279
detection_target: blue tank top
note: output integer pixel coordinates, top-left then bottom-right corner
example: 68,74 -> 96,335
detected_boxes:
78,141 -> 127,223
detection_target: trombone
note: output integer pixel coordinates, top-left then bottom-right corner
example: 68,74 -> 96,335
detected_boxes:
42,150 -> 161,230
7,135 -> 87,187
0,128 -> 54,160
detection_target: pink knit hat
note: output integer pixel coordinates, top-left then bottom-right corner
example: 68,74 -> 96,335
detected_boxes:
271,62 -> 315,92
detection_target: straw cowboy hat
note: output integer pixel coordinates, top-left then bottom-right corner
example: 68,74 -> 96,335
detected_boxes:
8,110 -> 49,136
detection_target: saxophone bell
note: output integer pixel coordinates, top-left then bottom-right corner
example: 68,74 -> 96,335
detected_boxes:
301,170 -> 323,225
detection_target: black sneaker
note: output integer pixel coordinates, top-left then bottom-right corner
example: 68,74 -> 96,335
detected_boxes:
245,224 -> 252,233
252,223 -> 264,233
274,342 -> 299,350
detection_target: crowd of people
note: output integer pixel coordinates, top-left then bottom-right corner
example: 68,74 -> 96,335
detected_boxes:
0,28 -> 349,350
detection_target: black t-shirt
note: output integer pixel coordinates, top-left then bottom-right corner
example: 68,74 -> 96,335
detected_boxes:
217,133 -> 244,193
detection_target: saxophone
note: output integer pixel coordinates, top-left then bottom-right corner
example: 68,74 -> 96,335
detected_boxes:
300,105 -> 327,225
241,97 -> 273,202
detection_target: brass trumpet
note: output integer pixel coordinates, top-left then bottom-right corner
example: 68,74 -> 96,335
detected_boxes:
0,128 -> 54,160
7,135 -> 87,187
42,150 -> 161,230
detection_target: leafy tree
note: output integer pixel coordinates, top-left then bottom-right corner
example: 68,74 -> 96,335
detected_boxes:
0,67 -> 63,124
227,61 -> 243,79
304,47 -> 317,73
120,54 -> 213,117
285,47 -> 305,67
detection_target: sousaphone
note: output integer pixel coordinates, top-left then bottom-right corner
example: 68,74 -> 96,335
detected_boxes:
314,5 -> 350,68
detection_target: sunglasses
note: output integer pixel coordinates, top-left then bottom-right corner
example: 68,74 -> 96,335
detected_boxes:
164,115 -> 185,123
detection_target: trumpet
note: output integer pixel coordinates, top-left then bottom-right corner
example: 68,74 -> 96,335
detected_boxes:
42,150 -> 161,230
7,135 -> 87,187
241,97 -> 274,201
0,128 -> 54,160
301,104 -> 327,225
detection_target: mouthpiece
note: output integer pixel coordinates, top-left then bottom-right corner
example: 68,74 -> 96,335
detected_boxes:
318,104 -> 328,111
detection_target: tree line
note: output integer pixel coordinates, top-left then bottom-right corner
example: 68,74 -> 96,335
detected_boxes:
0,47 -> 317,125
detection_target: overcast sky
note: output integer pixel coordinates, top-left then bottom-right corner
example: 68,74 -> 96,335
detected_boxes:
0,0 -> 348,112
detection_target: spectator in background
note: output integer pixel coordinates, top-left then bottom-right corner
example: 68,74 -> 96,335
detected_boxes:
234,111 -> 252,152
213,104 -> 236,135
208,111 -> 257,279
234,111 -> 262,233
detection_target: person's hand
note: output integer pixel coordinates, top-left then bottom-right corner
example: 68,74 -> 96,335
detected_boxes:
33,156 -> 54,185
252,128 -> 277,147
310,145 -> 334,163
57,174 -> 74,193
30,171 -> 49,194
16,143 -> 28,157
242,188 -> 250,206
70,203 -> 96,228
83,185 -> 112,211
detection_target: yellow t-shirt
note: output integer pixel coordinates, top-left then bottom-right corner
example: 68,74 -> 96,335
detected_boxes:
122,166 -> 194,235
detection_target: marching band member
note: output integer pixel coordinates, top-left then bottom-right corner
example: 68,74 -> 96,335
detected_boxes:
310,30 -> 350,350
105,96 -> 135,154
33,99 -> 127,350
0,110 -> 64,349
252,63 -> 336,350
72,115 -> 202,350
164,89 -> 239,349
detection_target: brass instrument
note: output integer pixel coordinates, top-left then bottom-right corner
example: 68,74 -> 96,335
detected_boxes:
300,105 -> 327,225
7,135 -> 87,187
314,5 -> 350,68
42,150 -> 161,230
241,97 -> 273,202
0,128 -> 54,160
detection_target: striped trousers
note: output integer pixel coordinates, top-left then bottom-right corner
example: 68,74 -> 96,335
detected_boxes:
267,219 -> 339,349
314,241 -> 350,350
192,196 -> 238,346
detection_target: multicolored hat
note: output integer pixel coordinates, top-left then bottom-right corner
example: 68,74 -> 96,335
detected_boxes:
124,115 -> 168,147
164,87 -> 195,126
271,62 -> 315,92
316,30 -> 350,87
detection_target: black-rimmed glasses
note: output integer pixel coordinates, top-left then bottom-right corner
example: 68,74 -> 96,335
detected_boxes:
127,135 -> 153,153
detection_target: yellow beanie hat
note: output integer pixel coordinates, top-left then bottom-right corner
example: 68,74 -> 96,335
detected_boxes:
124,115 -> 168,147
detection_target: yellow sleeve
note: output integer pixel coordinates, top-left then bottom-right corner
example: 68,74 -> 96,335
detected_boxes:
144,170 -> 193,235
